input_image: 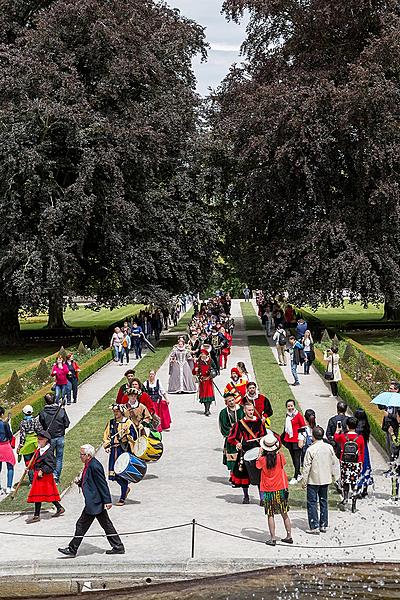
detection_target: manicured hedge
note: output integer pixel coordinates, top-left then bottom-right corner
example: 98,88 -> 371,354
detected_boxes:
10,348 -> 113,433
313,348 -> 386,450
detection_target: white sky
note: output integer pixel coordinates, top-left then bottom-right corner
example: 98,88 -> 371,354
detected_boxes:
167,0 -> 247,95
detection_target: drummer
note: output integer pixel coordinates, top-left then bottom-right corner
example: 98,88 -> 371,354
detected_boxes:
126,389 -> 153,432
244,382 -> 273,426
218,392 -> 244,475
227,400 -> 266,505
103,405 -> 138,506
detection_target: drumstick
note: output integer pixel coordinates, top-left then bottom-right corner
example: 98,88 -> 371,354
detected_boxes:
11,450 -> 38,500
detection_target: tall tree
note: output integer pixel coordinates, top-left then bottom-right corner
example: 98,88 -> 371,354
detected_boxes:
0,0 -> 213,340
210,0 -> 400,312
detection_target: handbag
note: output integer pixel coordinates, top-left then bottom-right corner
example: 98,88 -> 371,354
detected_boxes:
10,436 -> 16,449
324,355 -> 335,381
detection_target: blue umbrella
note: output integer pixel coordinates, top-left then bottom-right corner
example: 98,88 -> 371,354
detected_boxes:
371,391 -> 400,408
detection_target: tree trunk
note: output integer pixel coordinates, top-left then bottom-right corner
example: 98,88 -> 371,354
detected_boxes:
383,301 -> 400,321
0,300 -> 20,346
46,291 -> 67,328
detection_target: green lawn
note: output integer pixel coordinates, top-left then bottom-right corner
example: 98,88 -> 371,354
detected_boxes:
301,301 -> 384,327
241,302 -> 340,509
20,303 -> 145,330
0,344 -> 59,380
350,332 -> 400,371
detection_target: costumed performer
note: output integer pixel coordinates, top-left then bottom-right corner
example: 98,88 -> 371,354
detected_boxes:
193,349 -> 215,417
224,368 -> 247,404
219,393 -> 244,473
168,337 -> 197,394
143,370 -> 171,432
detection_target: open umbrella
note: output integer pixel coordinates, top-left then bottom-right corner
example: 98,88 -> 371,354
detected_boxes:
371,391 -> 400,408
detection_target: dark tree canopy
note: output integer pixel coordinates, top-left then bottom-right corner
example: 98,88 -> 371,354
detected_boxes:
0,0 -> 213,339
209,0 -> 400,311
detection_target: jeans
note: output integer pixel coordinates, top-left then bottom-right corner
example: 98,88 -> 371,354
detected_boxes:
304,351 -> 312,374
69,509 -> 124,554
120,347 -> 130,364
133,339 -> 142,359
113,345 -> 121,362
0,462 -> 14,488
51,436 -> 65,481
55,384 -> 68,404
307,484 -> 328,530
66,378 -> 78,403
291,361 -> 299,384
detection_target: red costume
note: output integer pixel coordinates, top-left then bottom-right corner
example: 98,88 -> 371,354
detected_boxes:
27,447 -> 60,504
245,393 -> 273,421
224,368 -> 247,403
193,356 -> 215,404
220,332 -> 232,369
120,390 -> 154,414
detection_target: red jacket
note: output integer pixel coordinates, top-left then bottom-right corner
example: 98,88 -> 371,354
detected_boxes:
283,412 -> 306,443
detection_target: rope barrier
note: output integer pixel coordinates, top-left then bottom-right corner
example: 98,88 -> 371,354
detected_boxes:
0,522 -> 192,539
195,522 -> 400,549
0,519 -> 399,549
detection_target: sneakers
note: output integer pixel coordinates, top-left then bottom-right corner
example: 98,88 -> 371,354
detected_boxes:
265,539 -> 276,546
289,478 -> 298,485
296,474 -> 303,482
5,487 -> 15,494
291,382 -> 300,386
319,527 -> 327,533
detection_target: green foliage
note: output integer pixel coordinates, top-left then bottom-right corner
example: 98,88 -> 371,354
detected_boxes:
35,358 -> 50,382
5,370 -> 23,401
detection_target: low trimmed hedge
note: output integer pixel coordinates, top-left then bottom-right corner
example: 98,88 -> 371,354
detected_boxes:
313,348 -> 386,450
10,348 -> 113,432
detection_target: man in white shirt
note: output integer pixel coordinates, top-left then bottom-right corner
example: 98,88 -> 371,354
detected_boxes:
302,426 -> 340,534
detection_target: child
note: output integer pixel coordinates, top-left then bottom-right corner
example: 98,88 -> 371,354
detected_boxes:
26,431 -> 64,523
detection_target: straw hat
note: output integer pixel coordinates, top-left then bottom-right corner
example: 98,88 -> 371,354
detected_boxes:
260,430 -> 280,452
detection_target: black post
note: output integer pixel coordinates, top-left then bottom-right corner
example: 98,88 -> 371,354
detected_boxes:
191,519 -> 196,559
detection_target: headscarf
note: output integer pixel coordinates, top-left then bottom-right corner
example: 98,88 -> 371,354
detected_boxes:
285,408 -> 299,438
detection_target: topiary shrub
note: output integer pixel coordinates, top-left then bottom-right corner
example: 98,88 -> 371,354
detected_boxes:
355,352 -> 372,382
91,336 -> 100,349
77,340 -> 87,355
332,334 -> 339,348
343,343 -> 356,362
35,358 -> 50,382
58,346 -> 67,360
5,370 -> 24,401
321,329 -> 331,343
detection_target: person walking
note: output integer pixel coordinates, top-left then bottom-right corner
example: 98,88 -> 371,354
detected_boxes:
143,370 -> 171,432
39,394 -> 70,483
51,355 -> 70,404
58,444 -> 125,557
120,331 -> 131,366
243,287 -> 251,302
26,430 -> 64,523
354,408 -> 374,498
193,349 -> 215,417
131,321 -> 143,359
0,407 -> 15,494
256,431 -> 292,546
273,324 -> 287,366
103,405 -> 137,506
110,327 -> 124,363
388,409 -> 400,502
17,405 -> 42,484
378,380 -> 400,474
65,353 -> 80,404
302,426 -> 340,534
282,399 -> 306,484
295,318 -> 308,340
323,347 -> 342,397
302,330 -> 315,374
287,336 -> 305,386
334,416 -> 365,513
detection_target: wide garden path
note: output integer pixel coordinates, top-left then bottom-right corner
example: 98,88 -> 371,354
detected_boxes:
0,301 -> 397,579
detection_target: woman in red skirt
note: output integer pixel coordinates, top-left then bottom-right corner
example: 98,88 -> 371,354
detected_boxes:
26,431 -> 64,523
193,349 -> 215,417
219,326 -> 232,370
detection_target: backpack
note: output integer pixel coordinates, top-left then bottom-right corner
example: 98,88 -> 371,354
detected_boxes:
342,435 -> 359,463
279,332 -> 286,346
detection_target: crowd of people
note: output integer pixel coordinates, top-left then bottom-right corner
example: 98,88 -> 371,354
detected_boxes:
0,289 -> 399,553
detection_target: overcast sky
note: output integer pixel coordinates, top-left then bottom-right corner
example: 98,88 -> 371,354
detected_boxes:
167,0 -> 247,95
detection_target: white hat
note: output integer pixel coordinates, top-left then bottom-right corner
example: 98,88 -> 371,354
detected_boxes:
23,405 -> 34,415
260,430 -> 280,452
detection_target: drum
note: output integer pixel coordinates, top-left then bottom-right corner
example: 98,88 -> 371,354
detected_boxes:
133,434 -> 164,462
243,446 -> 261,486
114,452 -> 147,483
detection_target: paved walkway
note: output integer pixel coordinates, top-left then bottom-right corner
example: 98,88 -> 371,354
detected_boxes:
0,301 -> 398,576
